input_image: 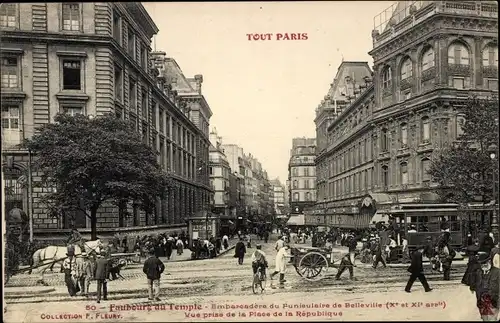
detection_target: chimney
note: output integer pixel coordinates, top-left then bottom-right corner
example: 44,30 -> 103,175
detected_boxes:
194,74 -> 203,94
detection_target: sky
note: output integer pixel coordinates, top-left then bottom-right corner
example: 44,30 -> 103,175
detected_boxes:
143,1 -> 393,183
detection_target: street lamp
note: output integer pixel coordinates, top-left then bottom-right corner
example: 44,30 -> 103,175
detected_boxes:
489,143 -> 498,242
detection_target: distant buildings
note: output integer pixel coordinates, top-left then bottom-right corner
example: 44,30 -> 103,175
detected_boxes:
287,138 -> 317,216
270,178 -> 286,215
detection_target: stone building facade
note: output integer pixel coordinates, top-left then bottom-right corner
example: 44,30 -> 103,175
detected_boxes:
1,3 -> 212,234
209,129 -> 230,217
288,138 -> 317,215
314,0 -> 498,229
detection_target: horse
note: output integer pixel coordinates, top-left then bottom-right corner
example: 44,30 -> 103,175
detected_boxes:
29,240 -> 103,275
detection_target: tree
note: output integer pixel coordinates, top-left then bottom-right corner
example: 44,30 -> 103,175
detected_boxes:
26,113 -> 173,240
428,96 -> 499,204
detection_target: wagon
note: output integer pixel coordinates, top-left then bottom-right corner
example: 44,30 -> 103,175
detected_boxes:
290,246 -> 341,281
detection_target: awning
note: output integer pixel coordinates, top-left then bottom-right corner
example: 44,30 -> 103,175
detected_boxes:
286,214 -> 305,226
369,192 -> 393,204
369,211 -> 391,227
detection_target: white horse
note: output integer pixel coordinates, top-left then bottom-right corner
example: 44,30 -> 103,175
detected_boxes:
29,240 -> 103,275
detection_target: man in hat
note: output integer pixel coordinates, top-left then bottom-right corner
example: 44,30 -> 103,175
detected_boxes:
469,252 -> 500,321
94,250 -> 110,303
76,252 -> 94,297
63,247 -> 79,296
372,237 -> 386,269
405,245 -> 432,293
143,249 -> 165,301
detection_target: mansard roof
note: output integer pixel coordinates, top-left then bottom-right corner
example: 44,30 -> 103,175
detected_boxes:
327,61 -> 372,101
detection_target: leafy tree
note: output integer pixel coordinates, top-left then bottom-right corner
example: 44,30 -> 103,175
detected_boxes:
428,96 -> 499,204
26,113 -> 173,240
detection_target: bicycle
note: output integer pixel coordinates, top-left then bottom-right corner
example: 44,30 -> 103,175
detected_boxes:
252,264 -> 267,294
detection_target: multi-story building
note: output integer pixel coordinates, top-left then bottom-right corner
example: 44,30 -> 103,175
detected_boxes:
314,0 -> 498,229
209,129 -> 230,217
1,3 -> 212,235
270,178 -> 286,215
288,138 -> 317,216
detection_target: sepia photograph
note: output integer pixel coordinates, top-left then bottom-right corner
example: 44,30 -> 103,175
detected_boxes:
1,1 -> 499,322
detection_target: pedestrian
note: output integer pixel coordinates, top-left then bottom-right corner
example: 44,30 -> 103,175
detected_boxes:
372,237 -> 386,269
176,238 -> 184,255
234,238 -> 246,265
62,247 -> 79,296
222,234 -> 229,250
469,251 -> 500,321
94,251 -> 110,303
75,252 -> 90,296
348,234 -> 357,267
405,245 -> 432,293
275,236 -> 285,251
269,244 -> 291,285
335,253 -> 355,281
463,239 -> 481,286
143,249 -> 165,301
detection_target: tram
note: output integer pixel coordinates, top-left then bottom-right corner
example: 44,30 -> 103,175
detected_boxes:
387,203 -> 462,251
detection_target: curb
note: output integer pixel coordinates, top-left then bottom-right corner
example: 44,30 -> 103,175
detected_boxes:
4,287 -> 56,296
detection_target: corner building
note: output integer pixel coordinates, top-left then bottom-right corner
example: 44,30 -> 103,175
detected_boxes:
288,138 -> 317,215
315,1 -> 498,229
1,3 -> 212,235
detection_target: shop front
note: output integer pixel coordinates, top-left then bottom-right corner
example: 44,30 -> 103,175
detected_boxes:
187,210 -> 219,248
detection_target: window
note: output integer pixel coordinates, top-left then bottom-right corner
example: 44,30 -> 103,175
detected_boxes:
456,115 -> 465,138
1,105 -> 19,129
482,45 -> 498,67
127,28 -> 135,58
140,45 -> 147,69
421,117 -> 430,141
151,100 -> 157,128
304,167 -> 309,176
400,123 -> 408,146
382,66 -> 392,89
453,77 -> 465,89
293,180 -> 298,189
114,65 -> 123,102
400,162 -> 408,185
421,158 -> 431,181
487,79 -> 498,91
142,125 -> 148,144
381,128 -> 389,152
305,192 -> 311,201
112,11 -> 121,44
382,165 -> 389,188
421,47 -> 435,71
400,57 -> 412,80
0,3 -> 17,28
304,180 -> 309,189
448,43 -> 469,65
141,88 -> 148,118
159,109 -> 164,133
166,115 -> 170,136
293,192 -> 299,201
129,79 -> 137,111
62,4 -> 80,31
62,60 -> 82,90
62,106 -> 83,116
1,57 -> 19,89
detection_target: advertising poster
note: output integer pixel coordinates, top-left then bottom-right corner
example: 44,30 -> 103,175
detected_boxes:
2,1 -> 499,322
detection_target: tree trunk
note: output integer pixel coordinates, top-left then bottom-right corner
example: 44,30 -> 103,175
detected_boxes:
90,207 -> 98,240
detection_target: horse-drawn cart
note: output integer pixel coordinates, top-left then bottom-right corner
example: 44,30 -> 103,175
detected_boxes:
290,246 -> 340,281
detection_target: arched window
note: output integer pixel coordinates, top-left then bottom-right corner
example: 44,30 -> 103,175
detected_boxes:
381,165 -> 389,188
381,128 -> 389,151
293,180 -> 298,189
421,158 -> 431,181
382,66 -> 392,89
483,45 -> 499,67
456,115 -> 465,138
421,47 -> 435,71
421,116 -> 430,142
400,162 -> 409,185
448,42 -> 470,65
400,57 -> 413,80
400,122 -> 408,146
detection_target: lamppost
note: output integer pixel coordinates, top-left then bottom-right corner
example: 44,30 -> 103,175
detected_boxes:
489,143 -> 498,242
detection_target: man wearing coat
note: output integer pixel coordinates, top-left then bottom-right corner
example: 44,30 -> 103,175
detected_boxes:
405,245 -> 433,293
372,238 -> 386,269
234,238 -> 246,265
94,251 -> 110,303
469,252 -> 500,321
143,249 -> 165,301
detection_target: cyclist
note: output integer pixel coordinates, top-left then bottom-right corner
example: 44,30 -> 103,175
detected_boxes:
251,244 -> 268,277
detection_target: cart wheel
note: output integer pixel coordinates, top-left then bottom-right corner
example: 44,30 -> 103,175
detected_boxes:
297,252 -> 328,281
